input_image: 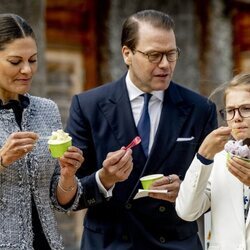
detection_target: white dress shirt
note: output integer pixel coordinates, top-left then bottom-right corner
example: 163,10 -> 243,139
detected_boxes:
126,72 -> 164,152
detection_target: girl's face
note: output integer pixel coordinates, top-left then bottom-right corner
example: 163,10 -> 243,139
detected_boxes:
0,37 -> 37,102
226,86 -> 250,140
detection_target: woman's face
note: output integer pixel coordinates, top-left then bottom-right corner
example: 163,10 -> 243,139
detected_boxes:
226,86 -> 250,140
0,37 -> 37,102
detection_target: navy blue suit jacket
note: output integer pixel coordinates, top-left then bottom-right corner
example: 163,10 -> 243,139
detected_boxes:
66,74 -> 218,250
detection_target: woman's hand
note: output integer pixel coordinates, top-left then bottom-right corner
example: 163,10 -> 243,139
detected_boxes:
56,146 -> 84,205
0,131 -> 38,166
58,146 -> 84,179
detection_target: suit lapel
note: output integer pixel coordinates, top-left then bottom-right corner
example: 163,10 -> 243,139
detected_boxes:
97,79 -> 194,200
97,77 -> 148,202
146,83 -> 193,173
98,77 -> 147,165
100,80 -> 193,169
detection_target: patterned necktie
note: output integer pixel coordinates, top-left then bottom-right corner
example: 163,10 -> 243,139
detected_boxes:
137,93 -> 152,157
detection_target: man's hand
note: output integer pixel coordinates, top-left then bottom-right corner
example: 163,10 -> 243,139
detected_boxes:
99,148 -> 133,189
148,174 -> 181,202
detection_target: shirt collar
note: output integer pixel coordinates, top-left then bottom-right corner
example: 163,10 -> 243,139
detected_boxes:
125,71 -> 164,102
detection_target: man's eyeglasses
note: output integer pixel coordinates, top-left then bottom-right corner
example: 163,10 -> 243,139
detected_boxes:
133,48 -> 180,64
219,104 -> 250,121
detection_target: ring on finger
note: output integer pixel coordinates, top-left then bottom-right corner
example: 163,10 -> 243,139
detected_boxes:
167,175 -> 173,184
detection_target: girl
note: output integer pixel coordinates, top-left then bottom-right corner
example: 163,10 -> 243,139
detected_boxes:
176,73 -> 250,250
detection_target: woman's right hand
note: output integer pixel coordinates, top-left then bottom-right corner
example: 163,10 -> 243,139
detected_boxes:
0,131 -> 38,166
198,126 -> 232,160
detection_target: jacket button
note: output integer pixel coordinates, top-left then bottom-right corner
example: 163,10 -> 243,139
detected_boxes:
159,236 -> 166,243
159,206 -> 166,212
125,203 -> 132,209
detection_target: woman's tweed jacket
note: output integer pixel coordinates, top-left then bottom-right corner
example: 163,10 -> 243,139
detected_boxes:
0,94 -> 81,250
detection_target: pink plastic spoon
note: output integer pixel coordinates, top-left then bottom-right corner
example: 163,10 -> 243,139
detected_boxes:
124,136 -> 141,150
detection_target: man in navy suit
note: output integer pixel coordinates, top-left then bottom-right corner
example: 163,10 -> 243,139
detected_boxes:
65,9 -> 217,250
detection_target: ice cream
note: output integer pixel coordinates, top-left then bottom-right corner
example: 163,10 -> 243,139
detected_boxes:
48,129 -> 71,144
224,139 -> 250,159
48,130 -> 72,158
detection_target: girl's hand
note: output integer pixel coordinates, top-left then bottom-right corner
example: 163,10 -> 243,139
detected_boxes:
198,126 -> 232,160
227,156 -> 250,186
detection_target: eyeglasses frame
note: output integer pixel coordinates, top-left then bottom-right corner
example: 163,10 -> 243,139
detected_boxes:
133,47 -> 181,63
219,104 -> 250,121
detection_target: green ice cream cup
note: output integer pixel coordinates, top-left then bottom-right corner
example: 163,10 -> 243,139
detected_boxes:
140,174 -> 164,190
48,139 -> 72,158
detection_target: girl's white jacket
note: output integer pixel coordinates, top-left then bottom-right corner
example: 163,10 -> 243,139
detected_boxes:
176,151 -> 250,250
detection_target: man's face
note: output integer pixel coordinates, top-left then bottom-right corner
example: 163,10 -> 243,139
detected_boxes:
122,22 -> 178,93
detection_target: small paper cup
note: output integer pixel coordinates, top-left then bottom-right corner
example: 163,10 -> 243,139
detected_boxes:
48,139 -> 72,158
140,174 -> 164,190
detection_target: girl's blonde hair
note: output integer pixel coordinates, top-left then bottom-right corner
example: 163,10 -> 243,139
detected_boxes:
210,73 -> 250,105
